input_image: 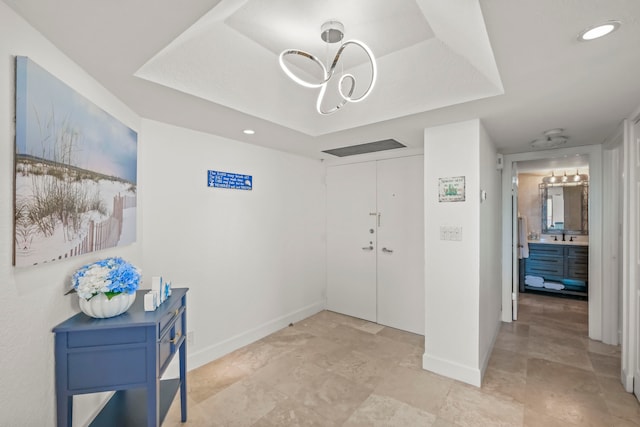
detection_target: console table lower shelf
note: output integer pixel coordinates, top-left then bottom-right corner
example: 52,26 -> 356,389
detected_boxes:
90,379 -> 180,427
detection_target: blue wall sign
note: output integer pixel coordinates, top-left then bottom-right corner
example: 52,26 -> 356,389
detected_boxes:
207,170 -> 252,190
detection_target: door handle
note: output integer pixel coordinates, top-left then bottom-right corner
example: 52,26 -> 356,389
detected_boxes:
362,246 -> 374,251
382,247 -> 393,253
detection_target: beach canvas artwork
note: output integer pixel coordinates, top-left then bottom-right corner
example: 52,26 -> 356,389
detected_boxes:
14,56 -> 137,267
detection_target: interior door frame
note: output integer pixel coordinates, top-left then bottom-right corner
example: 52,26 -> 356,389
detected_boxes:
602,124 -> 624,346
500,145 -> 604,341
511,162 -> 519,320
622,115 -> 640,397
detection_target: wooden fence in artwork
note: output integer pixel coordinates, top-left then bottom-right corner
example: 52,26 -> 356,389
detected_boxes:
62,194 -> 136,259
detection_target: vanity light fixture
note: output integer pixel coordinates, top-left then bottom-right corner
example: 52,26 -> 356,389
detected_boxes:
542,171 -> 559,184
578,20 -> 621,41
542,169 -> 588,185
243,129 -> 255,135
279,20 -> 377,115
570,169 -> 589,183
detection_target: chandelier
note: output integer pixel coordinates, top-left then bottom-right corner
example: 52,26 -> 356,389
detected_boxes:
278,20 -> 377,115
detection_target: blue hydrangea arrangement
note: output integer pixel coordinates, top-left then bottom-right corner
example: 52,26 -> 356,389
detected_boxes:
72,257 -> 141,300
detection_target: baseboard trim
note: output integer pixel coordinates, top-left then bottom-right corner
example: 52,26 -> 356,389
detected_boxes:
479,319 -> 502,382
422,352 -> 481,387
621,366 -> 634,393
163,299 -> 326,378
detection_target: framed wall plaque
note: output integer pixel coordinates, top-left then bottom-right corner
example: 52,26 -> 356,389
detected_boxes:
438,176 -> 465,202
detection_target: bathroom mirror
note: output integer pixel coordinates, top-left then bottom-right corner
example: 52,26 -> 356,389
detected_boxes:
539,182 -> 589,235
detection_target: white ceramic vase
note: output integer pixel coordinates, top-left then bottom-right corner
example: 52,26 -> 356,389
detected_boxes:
79,292 -> 136,319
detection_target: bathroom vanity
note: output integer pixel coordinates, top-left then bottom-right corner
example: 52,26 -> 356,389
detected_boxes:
523,240 -> 588,298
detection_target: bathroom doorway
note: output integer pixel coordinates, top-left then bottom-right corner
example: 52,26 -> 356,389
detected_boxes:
500,145 -> 608,342
516,157 -> 590,301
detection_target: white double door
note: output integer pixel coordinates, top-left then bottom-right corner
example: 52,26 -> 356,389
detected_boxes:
326,156 -> 424,334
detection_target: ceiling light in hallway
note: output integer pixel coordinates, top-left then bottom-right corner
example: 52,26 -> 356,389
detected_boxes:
578,20 -> 621,41
530,128 -> 568,149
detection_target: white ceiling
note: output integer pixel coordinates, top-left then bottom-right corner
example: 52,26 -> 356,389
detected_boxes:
135,0 -> 503,136
4,0 -> 640,160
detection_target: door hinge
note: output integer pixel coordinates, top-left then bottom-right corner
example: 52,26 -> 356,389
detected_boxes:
512,292 -> 517,301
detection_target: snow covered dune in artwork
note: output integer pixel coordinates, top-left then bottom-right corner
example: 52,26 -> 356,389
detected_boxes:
14,56 -> 137,267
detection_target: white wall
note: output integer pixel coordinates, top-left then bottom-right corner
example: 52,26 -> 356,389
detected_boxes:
478,123 -> 502,376
0,4 -> 141,426
423,119 -> 483,386
139,120 -> 326,370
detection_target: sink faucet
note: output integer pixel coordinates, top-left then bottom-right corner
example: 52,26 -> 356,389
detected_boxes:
569,236 -> 574,242
562,233 -> 565,241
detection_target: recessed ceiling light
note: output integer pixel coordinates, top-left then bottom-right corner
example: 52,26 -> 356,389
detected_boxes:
578,20 -> 621,41
243,129 -> 255,135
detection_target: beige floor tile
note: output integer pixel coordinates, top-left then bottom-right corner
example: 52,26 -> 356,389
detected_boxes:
376,326 -> 425,348
526,358 -> 601,395
589,352 -> 622,378
187,353 -> 252,403
287,336 -> 353,370
527,338 -> 594,371
431,417 -> 462,427
528,324 -> 587,350
343,393 -> 437,426
481,367 -> 527,404
523,382 -> 611,427
598,375 -> 640,423
207,341 -> 293,380
587,339 -> 622,357
598,377 -> 640,425
250,352 -> 328,398
251,399 -> 336,427
523,407 -> 577,427
486,347 -> 527,376
197,377 -> 288,427
374,365 -> 453,415
499,321 -> 530,337
493,330 -> 530,354
438,382 -> 525,427
327,349 -> 393,390
285,372 -> 373,424
396,341 -> 425,371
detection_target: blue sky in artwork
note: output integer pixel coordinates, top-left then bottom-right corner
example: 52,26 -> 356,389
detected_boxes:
16,57 -> 137,183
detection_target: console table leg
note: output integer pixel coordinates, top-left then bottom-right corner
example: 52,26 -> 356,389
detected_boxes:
56,394 -> 72,427
147,379 -> 159,427
180,341 -> 187,422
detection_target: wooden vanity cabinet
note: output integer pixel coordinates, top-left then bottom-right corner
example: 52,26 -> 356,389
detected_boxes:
524,243 -> 588,297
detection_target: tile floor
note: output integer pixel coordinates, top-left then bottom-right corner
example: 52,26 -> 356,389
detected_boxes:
164,293 -> 640,426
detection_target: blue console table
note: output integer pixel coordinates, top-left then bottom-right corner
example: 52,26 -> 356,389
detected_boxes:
53,288 -> 188,427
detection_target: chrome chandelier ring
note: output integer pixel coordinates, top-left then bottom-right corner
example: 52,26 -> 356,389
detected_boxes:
279,39 -> 377,115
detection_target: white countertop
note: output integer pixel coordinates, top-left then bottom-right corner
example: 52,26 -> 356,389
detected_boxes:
528,238 -> 589,246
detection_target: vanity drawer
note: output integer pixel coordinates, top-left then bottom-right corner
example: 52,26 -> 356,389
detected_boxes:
528,244 -> 563,257
568,265 -> 588,280
567,246 -> 588,258
526,261 -> 564,277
